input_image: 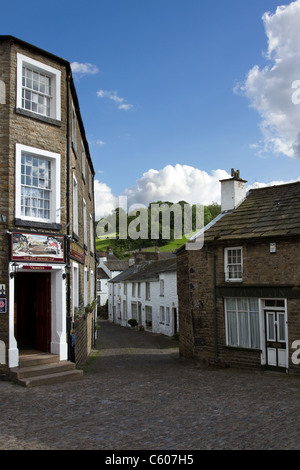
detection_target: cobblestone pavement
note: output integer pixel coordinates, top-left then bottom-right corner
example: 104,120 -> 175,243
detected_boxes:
0,319 -> 300,451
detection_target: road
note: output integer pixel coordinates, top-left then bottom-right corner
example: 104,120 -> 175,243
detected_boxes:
0,319 -> 299,451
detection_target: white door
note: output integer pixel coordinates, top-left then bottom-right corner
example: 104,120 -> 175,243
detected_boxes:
265,310 -> 287,369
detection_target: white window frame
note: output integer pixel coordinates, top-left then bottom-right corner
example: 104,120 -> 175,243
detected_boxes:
224,247 -> 243,282
160,306 -> 165,324
83,198 -> 87,247
132,282 -> 136,297
166,306 -> 170,325
146,282 -> 150,300
17,53 -> 61,121
72,262 -> 79,316
72,174 -> 78,236
160,279 -> 164,296
131,302 -> 138,320
72,104 -> 77,155
88,168 -> 92,198
15,143 -> 61,224
81,141 -> 86,181
90,270 -> 94,303
84,267 -> 88,306
90,214 -> 94,253
123,300 -> 127,321
225,298 -> 260,349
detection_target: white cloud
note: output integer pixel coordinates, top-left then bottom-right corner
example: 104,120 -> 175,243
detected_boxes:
96,139 -> 106,146
94,180 -> 119,219
247,177 -> 300,191
237,0 -> 300,158
71,62 -> 99,75
94,164 -> 300,220
97,89 -> 133,111
122,165 -> 231,207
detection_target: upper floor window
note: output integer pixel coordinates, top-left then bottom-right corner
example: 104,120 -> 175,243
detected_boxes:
72,105 -> 77,155
72,174 -> 78,236
160,279 -> 164,296
81,141 -> 86,181
224,247 -> 243,282
90,214 -> 94,254
146,282 -> 150,300
17,53 -> 61,122
15,144 -> 60,224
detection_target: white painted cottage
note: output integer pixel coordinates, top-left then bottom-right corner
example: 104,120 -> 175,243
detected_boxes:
96,251 -> 130,307
108,258 -> 179,337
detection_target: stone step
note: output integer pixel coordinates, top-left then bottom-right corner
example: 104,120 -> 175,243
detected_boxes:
19,353 -> 60,368
10,353 -> 83,387
13,369 -> 83,388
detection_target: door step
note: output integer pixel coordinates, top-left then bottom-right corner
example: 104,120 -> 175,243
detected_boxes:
10,353 -> 83,387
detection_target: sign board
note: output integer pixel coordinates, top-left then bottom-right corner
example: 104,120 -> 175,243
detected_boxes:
0,298 -> 7,313
11,231 -> 64,263
70,242 -> 85,264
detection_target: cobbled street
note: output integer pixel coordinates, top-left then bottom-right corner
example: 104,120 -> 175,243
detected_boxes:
0,319 -> 300,451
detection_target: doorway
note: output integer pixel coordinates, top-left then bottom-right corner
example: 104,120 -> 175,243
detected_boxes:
264,309 -> 287,370
15,272 -> 51,352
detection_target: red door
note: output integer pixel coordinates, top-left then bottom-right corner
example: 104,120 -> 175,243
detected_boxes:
35,273 -> 51,352
16,272 -> 51,352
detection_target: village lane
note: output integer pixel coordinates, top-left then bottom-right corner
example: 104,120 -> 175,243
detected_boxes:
0,319 -> 300,451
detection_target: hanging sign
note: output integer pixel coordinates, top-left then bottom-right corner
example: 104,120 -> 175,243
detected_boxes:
11,231 -> 65,263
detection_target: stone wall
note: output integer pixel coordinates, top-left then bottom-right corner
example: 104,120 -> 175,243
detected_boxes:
73,313 -> 94,366
177,237 -> 300,374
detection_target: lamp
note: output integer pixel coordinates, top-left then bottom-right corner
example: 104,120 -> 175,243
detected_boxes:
10,262 -> 19,279
62,264 -> 71,280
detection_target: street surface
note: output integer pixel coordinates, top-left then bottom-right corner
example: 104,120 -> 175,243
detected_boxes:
0,319 -> 299,450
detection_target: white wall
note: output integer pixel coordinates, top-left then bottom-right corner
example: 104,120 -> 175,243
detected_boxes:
108,271 -> 178,337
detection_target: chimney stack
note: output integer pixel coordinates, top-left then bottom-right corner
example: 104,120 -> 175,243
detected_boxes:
220,169 -> 247,212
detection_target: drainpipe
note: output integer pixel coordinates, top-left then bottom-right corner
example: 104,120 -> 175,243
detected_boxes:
66,72 -> 72,361
206,247 -> 219,363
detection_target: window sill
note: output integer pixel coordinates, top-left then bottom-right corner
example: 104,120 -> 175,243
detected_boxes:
224,345 -> 262,353
15,218 -> 62,231
16,108 -> 61,127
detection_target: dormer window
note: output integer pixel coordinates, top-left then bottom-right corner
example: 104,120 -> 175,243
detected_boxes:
224,247 -> 243,282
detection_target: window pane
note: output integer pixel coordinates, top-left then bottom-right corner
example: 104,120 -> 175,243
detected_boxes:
21,153 -> 51,220
250,312 -> 260,349
227,311 -> 238,346
239,311 -> 249,348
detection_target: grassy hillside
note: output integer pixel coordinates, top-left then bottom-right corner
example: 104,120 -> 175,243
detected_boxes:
95,201 -> 221,257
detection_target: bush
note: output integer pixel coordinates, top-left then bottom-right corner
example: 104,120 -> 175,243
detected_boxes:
128,318 -> 138,328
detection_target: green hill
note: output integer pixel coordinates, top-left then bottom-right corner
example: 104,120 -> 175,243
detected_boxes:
95,201 -> 220,258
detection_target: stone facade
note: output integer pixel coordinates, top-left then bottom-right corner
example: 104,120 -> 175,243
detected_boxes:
177,181 -> 300,375
0,36 -> 96,376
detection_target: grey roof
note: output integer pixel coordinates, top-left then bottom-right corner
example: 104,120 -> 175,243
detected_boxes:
203,182 -> 300,242
110,258 -> 177,283
105,260 -> 130,271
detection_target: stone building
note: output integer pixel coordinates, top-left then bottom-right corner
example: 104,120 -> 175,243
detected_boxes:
177,172 -> 300,375
0,36 -> 96,381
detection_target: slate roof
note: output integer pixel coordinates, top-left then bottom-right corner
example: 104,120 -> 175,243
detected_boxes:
97,268 -> 110,279
204,182 -> 300,242
110,258 -> 177,283
105,260 -> 130,271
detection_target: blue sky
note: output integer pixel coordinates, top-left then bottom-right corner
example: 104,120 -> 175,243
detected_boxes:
2,0 -> 300,217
